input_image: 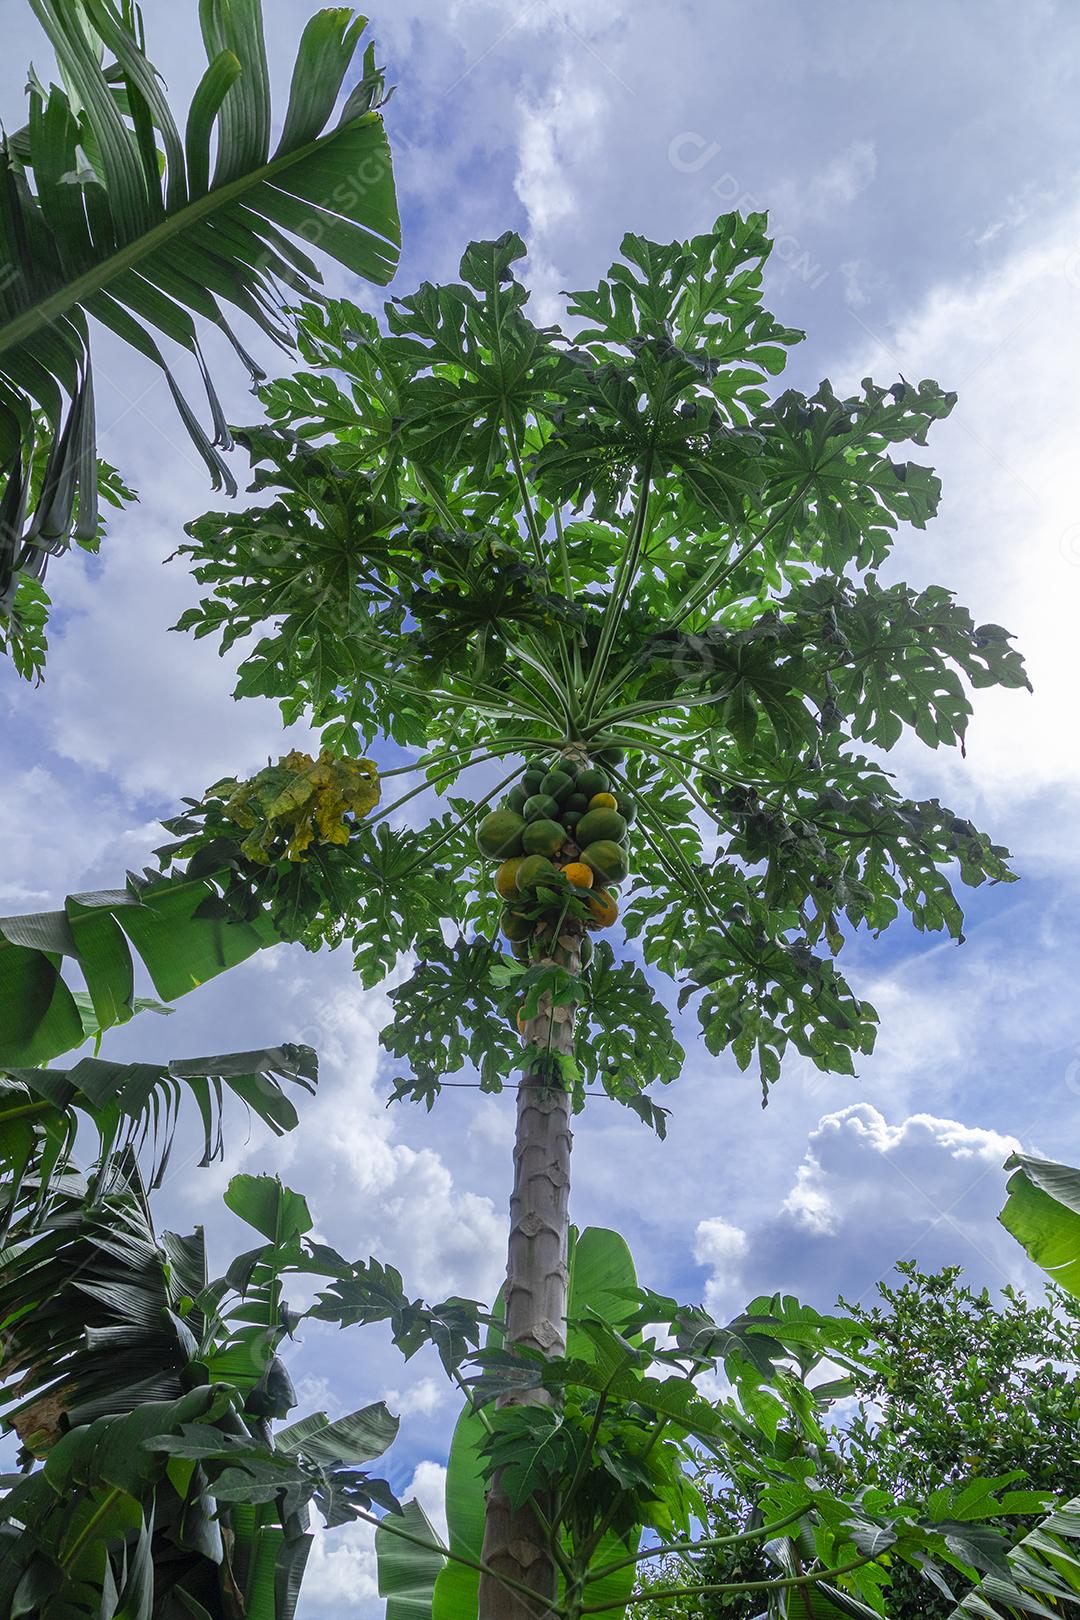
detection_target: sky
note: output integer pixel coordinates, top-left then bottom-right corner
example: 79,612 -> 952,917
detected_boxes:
2,1 -> 1080,1612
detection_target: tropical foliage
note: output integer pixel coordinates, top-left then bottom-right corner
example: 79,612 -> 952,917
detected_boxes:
0,1160 -> 401,1619
167,213 -> 1030,1604
0,27 -> 1042,1605
0,1040 -> 317,1233
366,1237 -> 1064,1620
1,0 -> 400,678
173,218 -> 1028,1118
0,746 -> 380,1069
939,1154 -> 1080,1618
635,1261 -> 1080,1618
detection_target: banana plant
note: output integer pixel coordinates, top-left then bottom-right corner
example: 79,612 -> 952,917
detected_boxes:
931,1153 -> 1080,1618
1,0 -> 400,678
0,1040 -> 317,1234
163,211 -> 1030,1615
0,1159 -> 402,1619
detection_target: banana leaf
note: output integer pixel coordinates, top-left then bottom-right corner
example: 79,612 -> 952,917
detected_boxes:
0,872 -> 282,1067
1,0 -> 400,653
0,1041 -> 317,1232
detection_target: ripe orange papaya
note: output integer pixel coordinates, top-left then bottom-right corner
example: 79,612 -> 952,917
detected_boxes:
495,857 -> 525,899
586,889 -> 618,928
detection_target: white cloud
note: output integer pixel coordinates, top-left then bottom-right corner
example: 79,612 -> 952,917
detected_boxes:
382,1377 -> 449,1420
839,192 -> 1080,832
301,1517 -> 379,1615
0,765 -> 166,911
514,72 -> 609,324
34,529 -> 317,801
839,257 -> 882,309
515,79 -> 606,240
781,1165 -> 836,1236
693,1217 -> 749,1315
191,980 -> 507,1308
293,1375 -> 337,1416
772,139 -> 878,227
696,1103 -> 1026,1322
813,139 -> 878,211
407,1459 -> 450,1546
971,181 -> 1066,250
793,1102 -> 1018,1211
298,1462 -> 447,1620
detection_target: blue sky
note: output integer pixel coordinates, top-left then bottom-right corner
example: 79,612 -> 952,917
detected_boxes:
2,2 -> 1080,1610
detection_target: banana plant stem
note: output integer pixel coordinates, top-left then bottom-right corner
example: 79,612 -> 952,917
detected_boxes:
59,1486 -> 124,1570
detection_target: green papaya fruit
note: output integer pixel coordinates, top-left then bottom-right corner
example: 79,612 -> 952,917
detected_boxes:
477,810 -> 526,859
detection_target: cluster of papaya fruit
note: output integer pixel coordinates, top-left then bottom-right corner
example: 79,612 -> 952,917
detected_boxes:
475,751 -> 633,963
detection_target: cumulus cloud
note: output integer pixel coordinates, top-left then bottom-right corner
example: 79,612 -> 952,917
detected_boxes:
693,1218 -> 749,1317
33,527 -> 318,802
513,67 -> 610,324
301,1517 -> 379,1616
838,192 -> 1080,842
185,977 -> 507,1309
0,766 -> 160,907
382,1378 -> 449,1421
771,138 -> 878,227
299,1460 -> 448,1620
408,1460 -> 450,1545
783,1104 -> 1018,1234
695,1104 -> 1025,1322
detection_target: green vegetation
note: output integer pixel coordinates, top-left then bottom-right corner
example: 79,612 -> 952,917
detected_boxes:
1,6 -> 1061,1616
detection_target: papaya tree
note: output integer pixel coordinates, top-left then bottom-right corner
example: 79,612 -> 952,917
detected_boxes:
141,211 -> 1031,1615
1,0 -> 399,680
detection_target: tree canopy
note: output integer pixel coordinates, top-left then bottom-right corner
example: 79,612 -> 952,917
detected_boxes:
165,217 -> 1029,1119
636,1263 -> 1080,1619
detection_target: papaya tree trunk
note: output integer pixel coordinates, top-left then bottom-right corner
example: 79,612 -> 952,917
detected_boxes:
478,923 -> 582,1620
